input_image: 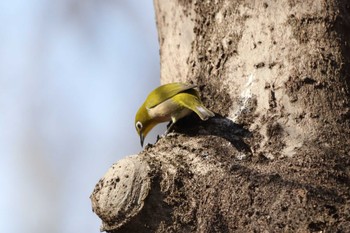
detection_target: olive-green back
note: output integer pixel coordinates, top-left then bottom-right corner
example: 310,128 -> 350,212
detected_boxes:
145,83 -> 197,109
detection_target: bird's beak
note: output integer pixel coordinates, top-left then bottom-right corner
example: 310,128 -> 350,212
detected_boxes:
140,133 -> 144,147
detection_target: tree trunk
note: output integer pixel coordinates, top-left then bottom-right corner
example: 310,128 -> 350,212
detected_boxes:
91,0 -> 350,232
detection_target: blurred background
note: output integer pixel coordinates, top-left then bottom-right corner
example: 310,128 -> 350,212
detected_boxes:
0,0 -> 162,232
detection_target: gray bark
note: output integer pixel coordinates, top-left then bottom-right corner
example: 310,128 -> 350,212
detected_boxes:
91,0 -> 350,232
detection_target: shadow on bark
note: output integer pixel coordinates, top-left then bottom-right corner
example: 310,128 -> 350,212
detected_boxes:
172,114 -> 253,155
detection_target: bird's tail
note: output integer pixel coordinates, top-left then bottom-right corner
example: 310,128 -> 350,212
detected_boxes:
194,105 -> 215,120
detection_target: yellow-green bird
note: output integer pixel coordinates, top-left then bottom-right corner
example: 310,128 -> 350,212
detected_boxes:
135,82 -> 215,147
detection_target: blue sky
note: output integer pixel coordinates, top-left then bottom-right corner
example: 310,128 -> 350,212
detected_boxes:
0,1 -> 162,232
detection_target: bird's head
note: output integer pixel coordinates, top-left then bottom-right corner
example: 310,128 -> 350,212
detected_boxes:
135,104 -> 157,147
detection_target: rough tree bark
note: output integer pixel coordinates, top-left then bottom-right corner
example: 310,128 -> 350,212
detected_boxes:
91,0 -> 350,232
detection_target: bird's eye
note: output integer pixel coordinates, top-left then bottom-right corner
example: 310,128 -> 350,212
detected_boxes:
136,121 -> 143,130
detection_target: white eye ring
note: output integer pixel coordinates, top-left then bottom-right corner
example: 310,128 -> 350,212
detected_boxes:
136,121 -> 143,130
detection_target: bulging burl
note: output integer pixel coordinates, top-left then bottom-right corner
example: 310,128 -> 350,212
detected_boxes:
90,155 -> 151,232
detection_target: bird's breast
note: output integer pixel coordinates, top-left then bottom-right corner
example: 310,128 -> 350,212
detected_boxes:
147,98 -> 191,122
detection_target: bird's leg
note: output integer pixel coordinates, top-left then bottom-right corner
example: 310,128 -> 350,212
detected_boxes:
165,119 -> 176,135
156,134 -> 161,142
166,121 -> 172,129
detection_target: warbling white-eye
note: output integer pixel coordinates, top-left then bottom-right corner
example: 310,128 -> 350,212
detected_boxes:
135,82 -> 215,147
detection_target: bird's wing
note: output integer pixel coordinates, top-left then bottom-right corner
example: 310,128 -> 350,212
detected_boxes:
146,83 -> 197,109
171,92 -> 215,121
